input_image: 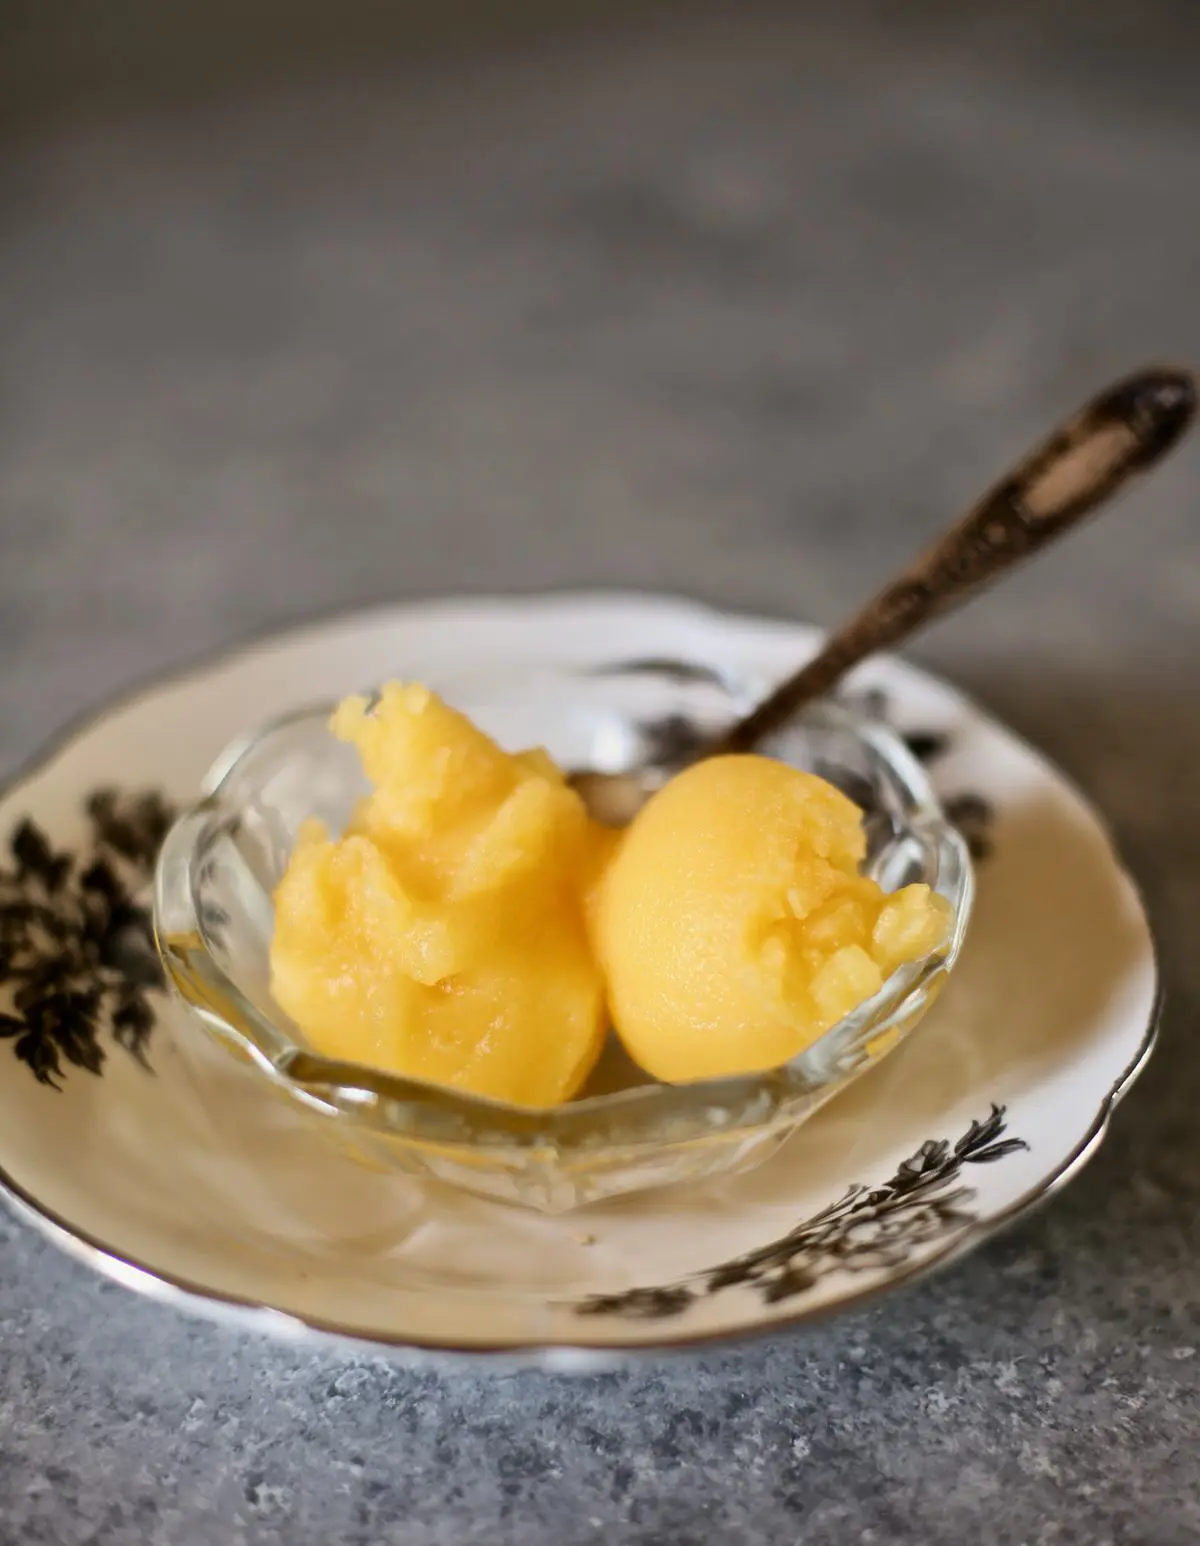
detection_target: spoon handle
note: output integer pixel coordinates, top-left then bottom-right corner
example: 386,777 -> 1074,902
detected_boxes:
716,365 -> 1196,755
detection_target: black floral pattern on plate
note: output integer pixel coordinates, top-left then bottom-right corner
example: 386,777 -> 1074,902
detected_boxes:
0,791 -> 176,1087
850,686 -> 994,858
575,1105 -> 1027,1319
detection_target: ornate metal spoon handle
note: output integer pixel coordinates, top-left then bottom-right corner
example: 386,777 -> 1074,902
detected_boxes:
716,366 -> 1196,755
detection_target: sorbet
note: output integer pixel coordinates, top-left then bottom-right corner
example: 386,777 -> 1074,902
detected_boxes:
591,754 -> 950,1083
271,689 -> 951,1105
270,683 -> 608,1107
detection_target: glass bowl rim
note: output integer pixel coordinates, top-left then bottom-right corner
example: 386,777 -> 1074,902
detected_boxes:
153,685 -> 974,1150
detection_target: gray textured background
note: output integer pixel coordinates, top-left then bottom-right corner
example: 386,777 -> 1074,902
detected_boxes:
1,3 -> 1199,1542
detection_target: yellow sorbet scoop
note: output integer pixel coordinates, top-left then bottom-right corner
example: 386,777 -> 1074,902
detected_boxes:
270,683 -> 610,1108
590,753 -> 950,1083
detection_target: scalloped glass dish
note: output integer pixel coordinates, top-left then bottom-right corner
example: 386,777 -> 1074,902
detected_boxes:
153,662 -> 972,1213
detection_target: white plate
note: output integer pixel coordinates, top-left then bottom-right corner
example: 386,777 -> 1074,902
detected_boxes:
0,593 -> 1157,1366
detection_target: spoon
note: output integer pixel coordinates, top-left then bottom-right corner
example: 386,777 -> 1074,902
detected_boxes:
570,365 -> 1197,826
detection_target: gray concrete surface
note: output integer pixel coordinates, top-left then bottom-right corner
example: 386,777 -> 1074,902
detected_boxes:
1,3 -> 1198,1541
